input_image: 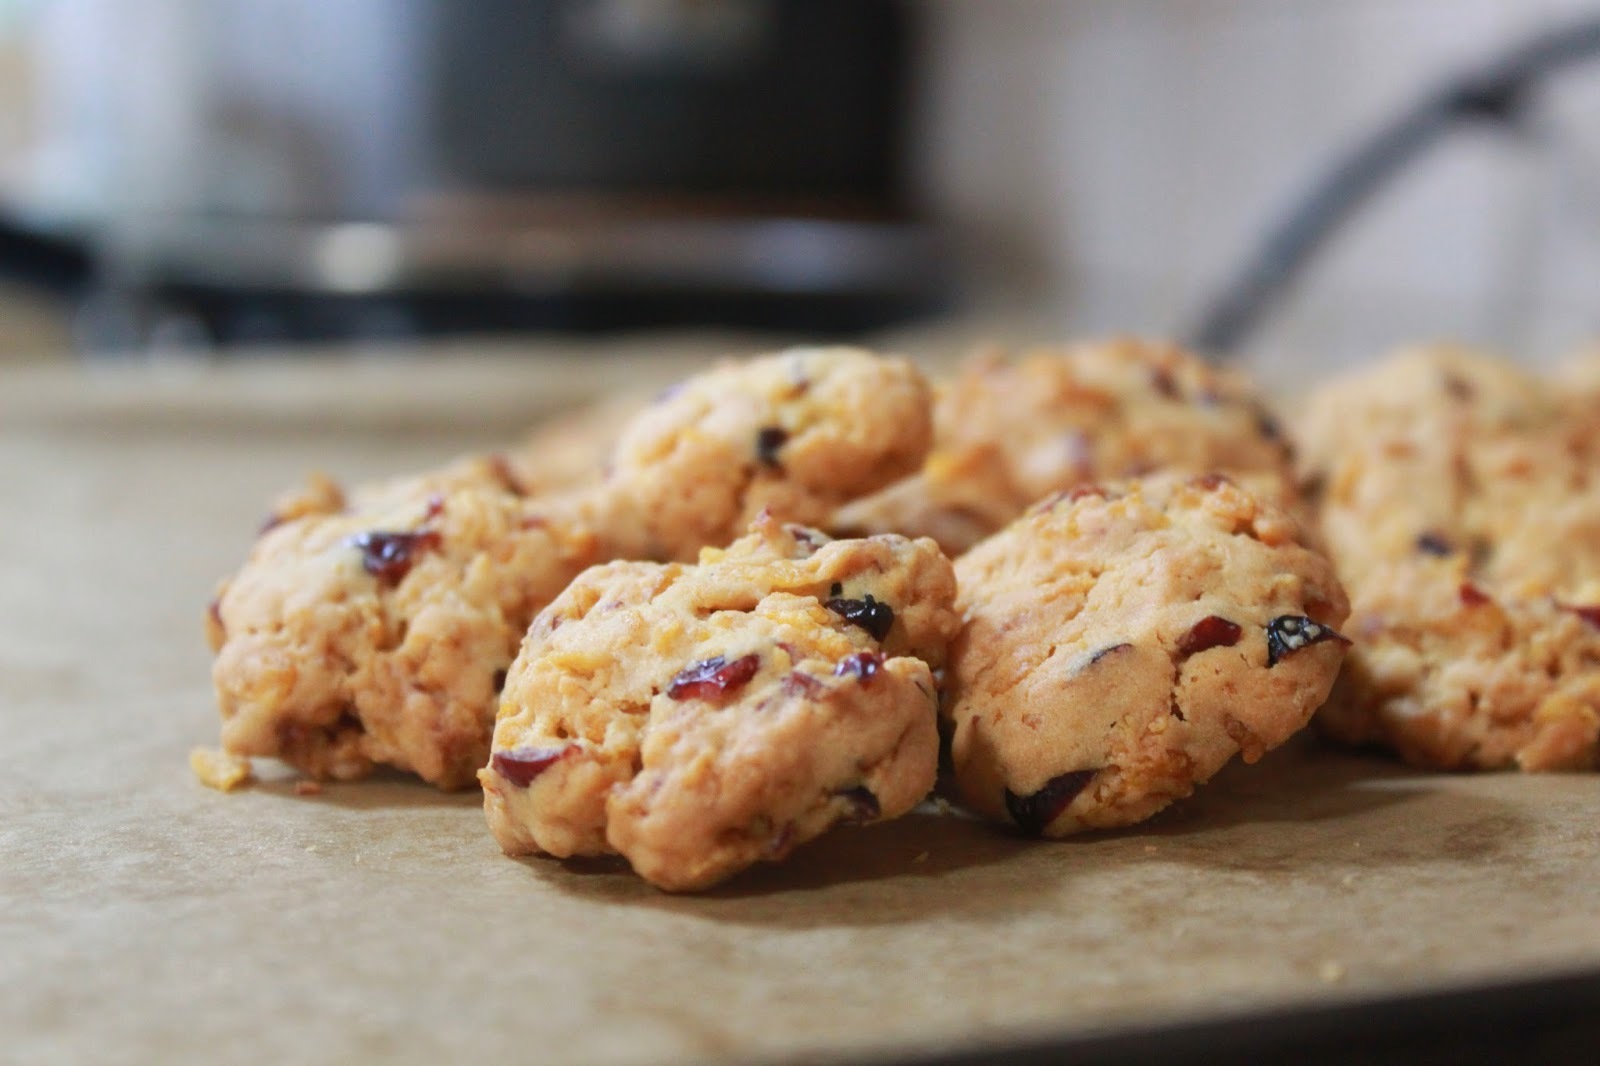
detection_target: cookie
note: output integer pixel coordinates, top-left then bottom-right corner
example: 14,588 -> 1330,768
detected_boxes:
604,347 -> 933,560
209,474 -> 605,789
496,390 -> 647,499
206,348 -> 934,790
1298,346 -> 1600,770
480,515 -> 959,891
944,473 -> 1350,835
1317,558 -> 1600,771
1296,345 -> 1567,589
1556,349 -> 1600,405
834,338 -> 1294,555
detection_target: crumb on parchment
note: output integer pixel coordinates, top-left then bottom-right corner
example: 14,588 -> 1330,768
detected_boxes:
190,747 -> 254,792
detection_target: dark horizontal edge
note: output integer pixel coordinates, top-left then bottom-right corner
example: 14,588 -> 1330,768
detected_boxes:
877,966 -> 1600,1066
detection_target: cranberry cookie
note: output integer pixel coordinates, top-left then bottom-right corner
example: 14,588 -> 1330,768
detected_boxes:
834,338 -> 1294,555
944,473 -> 1350,836
481,515 -> 959,891
1299,346 -> 1600,770
206,348 -> 934,790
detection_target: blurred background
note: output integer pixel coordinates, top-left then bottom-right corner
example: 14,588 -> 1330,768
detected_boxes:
0,0 -> 1599,375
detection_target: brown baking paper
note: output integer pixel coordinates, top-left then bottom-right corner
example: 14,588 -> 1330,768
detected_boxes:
4,351 -> 1599,1065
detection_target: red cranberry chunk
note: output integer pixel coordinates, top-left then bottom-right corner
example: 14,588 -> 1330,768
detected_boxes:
1459,583 -> 1492,608
348,530 -> 443,586
491,745 -> 571,788
1563,604 -> 1600,630
834,651 -> 886,686
667,653 -> 762,701
824,593 -> 895,642
1265,615 -> 1349,666
836,786 -> 880,823
755,426 -> 789,468
1004,770 -> 1096,836
782,670 -> 827,697
1177,615 -> 1243,657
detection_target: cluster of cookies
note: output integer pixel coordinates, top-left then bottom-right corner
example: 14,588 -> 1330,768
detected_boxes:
199,338 -> 1595,891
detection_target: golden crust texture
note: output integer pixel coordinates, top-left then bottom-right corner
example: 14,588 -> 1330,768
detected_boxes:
206,348 -> 934,789
1298,345 -> 1600,771
945,473 -> 1349,835
481,515 -> 959,891
834,338 -> 1294,555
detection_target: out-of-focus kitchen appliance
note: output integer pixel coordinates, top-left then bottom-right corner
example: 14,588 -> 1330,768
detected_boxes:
0,0 -> 942,351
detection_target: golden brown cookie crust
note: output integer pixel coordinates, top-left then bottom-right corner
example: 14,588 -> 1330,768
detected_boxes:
206,348 -> 935,790
835,338 -> 1294,555
605,347 -> 933,560
945,473 -> 1349,835
1298,346 -> 1600,771
481,515 -> 959,891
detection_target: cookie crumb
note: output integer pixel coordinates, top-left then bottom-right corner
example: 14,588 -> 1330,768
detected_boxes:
293,779 -> 324,796
1318,960 -> 1347,984
190,747 -> 253,792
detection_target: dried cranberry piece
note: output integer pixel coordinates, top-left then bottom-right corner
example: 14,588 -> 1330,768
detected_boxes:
834,652 -> 886,685
1150,365 -> 1181,400
1177,615 -> 1243,657
1191,473 -> 1232,492
1442,373 -> 1475,401
782,670 -> 827,697
348,530 -> 443,585
1562,604 -> 1600,630
837,786 -> 880,823
1459,583 -> 1491,607
491,745 -> 571,788
1416,532 -> 1454,556
784,524 -> 825,555
1084,643 -> 1132,668
667,653 -> 762,701
1254,408 -> 1285,443
756,426 -> 789,469
1004,770 -> 1096,836
1265,615 -> 1349,666
423,494 -> 446,520
824,593 -> 895,642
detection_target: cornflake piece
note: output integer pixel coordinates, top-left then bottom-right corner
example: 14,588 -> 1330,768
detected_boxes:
190,747 -> 253,792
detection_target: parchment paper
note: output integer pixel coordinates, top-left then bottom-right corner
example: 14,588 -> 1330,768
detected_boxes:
4,348 -> 1598,1066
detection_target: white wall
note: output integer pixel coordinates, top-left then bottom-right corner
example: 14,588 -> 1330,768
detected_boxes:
914,0 -> 1600,378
